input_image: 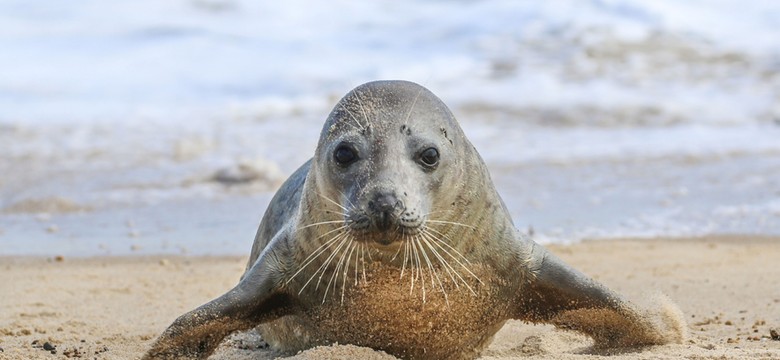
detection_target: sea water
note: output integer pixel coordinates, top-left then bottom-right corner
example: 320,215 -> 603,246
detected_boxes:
1,0 -> 779,256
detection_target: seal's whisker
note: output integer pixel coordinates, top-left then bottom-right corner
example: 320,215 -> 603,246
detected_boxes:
400,237 -> 410,280
312,224 -> 349,242
353,240 -> 360,286
321,242 -> 346,302
360,243 -> 368,284
354,90 -> 370,130
305,225 -> 348,254
422,234 -> 476,295
424,226 -> 474,265
409,236 -> 422,297
316,192 -> 351,213
416,235 -> 436,286
425,226 -> 473,265
418,234 -> 450,307
340,240 -> 358,304
297,220 -> 346,231
297,231 -> 349,291
323,210 -> 349,217
415,235 -> 433,289
323,239 -> 355,304
390,233 -> 405,261
403,86 -> 424,125
408,236 -> 417,292
337,239 -> 356,294
339,105 -> 365,131
414,237 -> 427,303
426,219 -> 477,230
390,244 -> 403,262
312,234 -> 351,292
339,190 -> 357,212
422,228 -> 478,277
415,240 -> 423,286
421,230 -> 482,292
288,229 -> 348,286
423,235 -> 468,290
419,233 -> 460,289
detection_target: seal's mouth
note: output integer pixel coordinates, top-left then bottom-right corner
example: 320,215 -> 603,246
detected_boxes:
347,213 -> 424,246
343,190 -> 425,246
376,236 -> 393,246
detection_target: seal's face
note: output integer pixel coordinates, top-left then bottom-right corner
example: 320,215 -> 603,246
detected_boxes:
313,81 -> 463,251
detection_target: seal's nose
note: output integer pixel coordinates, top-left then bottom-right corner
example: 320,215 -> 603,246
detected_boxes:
368,192 -> 403,231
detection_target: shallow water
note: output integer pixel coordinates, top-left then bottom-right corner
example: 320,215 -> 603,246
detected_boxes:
1,0 -> 779,256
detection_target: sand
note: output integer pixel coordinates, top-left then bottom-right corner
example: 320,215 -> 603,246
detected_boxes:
1,236 -> 779,359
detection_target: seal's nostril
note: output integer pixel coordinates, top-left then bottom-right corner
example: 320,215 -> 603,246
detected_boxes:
370,192 -> 401,231
374,193 -> 398,213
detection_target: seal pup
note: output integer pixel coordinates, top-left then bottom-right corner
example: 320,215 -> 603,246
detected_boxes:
143,80 -> 684,359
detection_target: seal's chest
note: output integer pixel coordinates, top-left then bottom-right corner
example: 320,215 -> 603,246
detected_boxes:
297,265 -> 512,359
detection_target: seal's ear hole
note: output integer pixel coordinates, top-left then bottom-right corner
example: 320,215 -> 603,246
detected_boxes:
334,144 -> 359,167
418,147 -> 440,169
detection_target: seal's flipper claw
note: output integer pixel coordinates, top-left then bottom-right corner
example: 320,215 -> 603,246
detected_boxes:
517,243 -> 670,347
143,249 -> 295,359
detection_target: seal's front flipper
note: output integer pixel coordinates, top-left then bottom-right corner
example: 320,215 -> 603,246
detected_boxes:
143,249 -> 296,359
516,243 -> 680,347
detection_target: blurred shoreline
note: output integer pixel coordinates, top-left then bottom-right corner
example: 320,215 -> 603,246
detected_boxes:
3,148 -> 778,256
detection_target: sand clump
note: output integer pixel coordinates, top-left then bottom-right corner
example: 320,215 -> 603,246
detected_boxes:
650,293 -> 688,344
288,344 -> 397,360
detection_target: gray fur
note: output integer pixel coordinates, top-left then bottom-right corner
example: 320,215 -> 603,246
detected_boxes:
143,81 -> 678,360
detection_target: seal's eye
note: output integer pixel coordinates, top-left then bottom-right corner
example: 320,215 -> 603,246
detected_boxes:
334,145 -> 358,166
419,147 -> 439,168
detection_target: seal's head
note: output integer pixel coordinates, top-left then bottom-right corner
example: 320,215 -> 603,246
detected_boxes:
310,80 -> 477,249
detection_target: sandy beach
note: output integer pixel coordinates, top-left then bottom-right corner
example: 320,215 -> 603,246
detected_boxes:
1,236 -> 778,359
3,1 -> 780,359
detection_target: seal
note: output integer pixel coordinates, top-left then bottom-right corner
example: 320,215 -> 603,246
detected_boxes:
143,80 -> 684,360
